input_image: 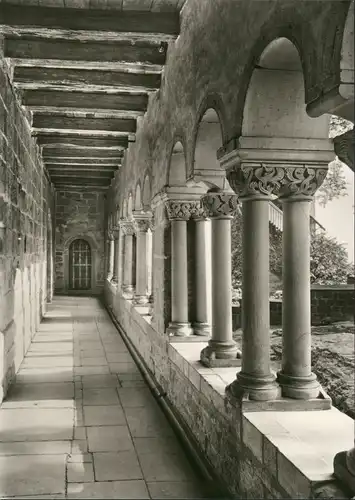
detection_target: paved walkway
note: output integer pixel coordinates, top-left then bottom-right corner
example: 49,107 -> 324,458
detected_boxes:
0,297 -> 215,499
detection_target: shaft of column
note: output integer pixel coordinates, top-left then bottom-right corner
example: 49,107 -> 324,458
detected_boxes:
134,230 -> 149,304
230,199 -> 280,400
117,229 -> 124,289
111,235 -> 119,283
167,219 -> 192,337
122,233 -> 134,297
106,238 -> 112,279
200,190 -> 241,367
109,239 -> 115,278
193,218 -> 210,336
277,199 -> 320,399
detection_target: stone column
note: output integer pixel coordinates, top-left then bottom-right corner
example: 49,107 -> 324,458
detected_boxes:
111,229 -> 120,283
121,220 -> 135,298
191,212 -> 210,336
106,234 -> 113,280
200,190 -> 241,367
109,238 -> 115,279
133,212 -> 152,305
222,156 -> 281,400
275,167 -> 329,400
117,221 -> 124,289
165,201 -> 193,337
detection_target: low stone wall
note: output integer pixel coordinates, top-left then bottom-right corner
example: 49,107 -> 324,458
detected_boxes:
232,285 -> 355,329
105,283 -> 351,500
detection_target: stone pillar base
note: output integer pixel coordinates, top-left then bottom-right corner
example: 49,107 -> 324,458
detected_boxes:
133,295 -> 149,305
277,371 -> 321,400
192,322 -> 211,337
334,451 -> 355,495
166,322 -> 193,337
122,285 -> 135,299
227,371 -> 281,402
200,342 -> 241,368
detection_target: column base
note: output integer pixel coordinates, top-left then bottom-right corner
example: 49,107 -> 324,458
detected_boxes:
334,451 -> 355,495
200,341 -> 241,368
122,285 -> 135,299
192,322 -> 211,337
277,371 -> 321,400
167,322 -> 193,337
133,294 -> 149,305
227,371 -> 281,402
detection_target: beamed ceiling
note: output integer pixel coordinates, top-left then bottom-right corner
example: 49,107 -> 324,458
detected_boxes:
0,0 -> 185,190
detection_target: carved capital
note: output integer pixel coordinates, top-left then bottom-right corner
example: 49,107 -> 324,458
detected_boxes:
120,220 -> 135,236
135,219 -> 152,233
112,228 -> 120,240
201,190 -> 239,218
226,163 -> 328,200
165,201 -> 198,221
334,129 -> 354,172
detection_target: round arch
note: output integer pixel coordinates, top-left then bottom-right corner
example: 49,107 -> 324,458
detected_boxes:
142,173 -> 152,210
241,37 -> 330,141
134,182 -> 143,211
166,139 -> 187,186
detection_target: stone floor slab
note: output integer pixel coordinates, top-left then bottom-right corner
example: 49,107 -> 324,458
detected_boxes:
0,454 -> 66,497
0,440 -> 71,455
67,461 -> 95,483
67,480 -> 149,499
83,388 -> 120,406
83,405 -> 126,426
87,425 -> 134,452
93,451 -> 143,481
0,408 -> 73,441
147,481 -> 213,499
124,406 -> 174,438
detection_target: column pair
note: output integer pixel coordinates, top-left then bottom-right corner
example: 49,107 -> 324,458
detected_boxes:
165,200 -> 211,338
220,139 -> 333,402
110,226 -> 122,285
120,219 -> 136,298
106,232 -> 115,280
132,211 -> 152,305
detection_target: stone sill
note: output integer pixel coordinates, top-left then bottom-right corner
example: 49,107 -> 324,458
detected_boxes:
311,284 -> 355,291
171,340 -> 354,497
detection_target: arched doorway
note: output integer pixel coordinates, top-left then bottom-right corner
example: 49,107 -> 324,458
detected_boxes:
69,239 -> 92,291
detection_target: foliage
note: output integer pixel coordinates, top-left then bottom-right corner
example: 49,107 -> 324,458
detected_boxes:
315,115 -> 353,207
231,213 -> 353,289
310,232 -> 353,285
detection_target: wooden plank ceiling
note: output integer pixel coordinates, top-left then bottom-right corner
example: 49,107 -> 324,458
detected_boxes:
0,0 -> 185,189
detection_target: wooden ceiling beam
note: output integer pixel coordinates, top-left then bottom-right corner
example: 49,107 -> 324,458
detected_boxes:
44,159 -> 120,166
5,38 -> 167,66
0,5 -> 180,37
13,66 -> 161,91
42,148 -> 124,158
21,89 -> 148,112
37,134 -> 128,148
32,114 -> 136,133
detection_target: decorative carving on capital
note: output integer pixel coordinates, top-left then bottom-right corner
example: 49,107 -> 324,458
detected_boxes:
201,190 -> 239,218
120,220 -> 136,236
334,129 -> 354,172
135,219 -> 152,233
226,164 -> 328,200
165,201 -> 198,221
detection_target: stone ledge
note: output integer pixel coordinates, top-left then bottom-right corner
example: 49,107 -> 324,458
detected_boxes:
105,288 -> 353,499
171,341 -> 354,499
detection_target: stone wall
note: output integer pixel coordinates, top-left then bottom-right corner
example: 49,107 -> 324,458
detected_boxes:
54,190 -> 106,296
0,56 -> 54,402
105,286 -> 350,499
232,285 -> 355,330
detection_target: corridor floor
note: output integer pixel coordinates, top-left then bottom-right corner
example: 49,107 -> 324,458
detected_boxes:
0,297 -> 216,499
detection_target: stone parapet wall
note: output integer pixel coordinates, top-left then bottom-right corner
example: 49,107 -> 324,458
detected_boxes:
54,190 -> 106,295
0,57 -> 54,402
232,285 -> 355,330
105,285 -> 351,500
